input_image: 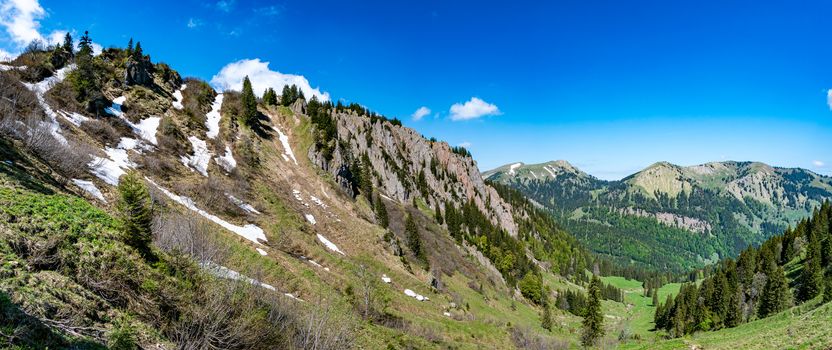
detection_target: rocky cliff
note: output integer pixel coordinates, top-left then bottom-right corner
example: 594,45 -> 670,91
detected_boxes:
308,108 -> 518,236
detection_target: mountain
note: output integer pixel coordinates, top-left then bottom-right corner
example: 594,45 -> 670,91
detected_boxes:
485,160 -> 832,272
0,41 -> 607,348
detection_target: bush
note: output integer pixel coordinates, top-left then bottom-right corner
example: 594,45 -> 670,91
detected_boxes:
108,316 -> 138,350
80,118 -> 120,146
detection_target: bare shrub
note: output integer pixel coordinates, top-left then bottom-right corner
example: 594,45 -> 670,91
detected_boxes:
175,176 -> 247,219
80,119 -> 120,146
293,296 -> 354,350
153,212 -> 228,265
0,72 -> 39,119
509,326 -> 569,350
137,155 -> 179,180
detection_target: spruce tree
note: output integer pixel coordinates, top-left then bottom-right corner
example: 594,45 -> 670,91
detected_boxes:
133,41 -> 143,61
359,154 -> 373,197
651,289 -> 658,306
581,275 -> 604,347
434,204 -> 443,225
117,171 -> 154,260
824,271 -> 832,304
62,32 -> 73,56
405,213 -> 425,264
541,302 -> 553,331
798,247 -> 823,302
240,75 -> 258,127
374,193 -> 389,228
127,38 -> 134,53
759,265 -> 790,318
72,31 -> 96,102
280,85 -> 292,106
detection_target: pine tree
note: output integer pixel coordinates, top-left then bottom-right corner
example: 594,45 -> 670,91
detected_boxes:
759,265 -> 791,318
127,38 -> 134,53
581,275 -> 604,347
133,41 -> 143,61
357,154 -> 373,197
798,246 -> 823,303
405,214 -> 425,264
373,193 -> 389,228
824,271 -> 832,304
652,289 -> 658,306
240,76 -> 258,127
62,32 -> 73,56
117,171 -> 154,260
71,31 -> 97,102
263,87 -> 278,106
280,85 -> 292,106
541,302 -> 553,331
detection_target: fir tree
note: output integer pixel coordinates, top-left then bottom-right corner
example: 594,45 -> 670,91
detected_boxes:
405,213 -> 425,264
62,32 -> 73,56
798,246 -> 823,302
116,171 -> 154,260
541,302 -> 553,331
374,193 -> 389,228
133,41 -> 143,61
240,76 -> 258,127
581,275 -> 604,347
759,265 -> 791,317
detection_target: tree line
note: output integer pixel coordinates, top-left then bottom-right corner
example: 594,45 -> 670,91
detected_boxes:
655,201 -> 832,337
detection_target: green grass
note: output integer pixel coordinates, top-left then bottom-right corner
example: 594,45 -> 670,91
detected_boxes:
622,299 -> 832,350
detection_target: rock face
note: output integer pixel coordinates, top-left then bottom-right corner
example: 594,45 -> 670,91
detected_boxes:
124,58 -> 153,86
308,111 -> 519,236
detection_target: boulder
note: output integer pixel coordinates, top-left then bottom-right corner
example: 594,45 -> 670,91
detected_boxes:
124,58 -> 152,86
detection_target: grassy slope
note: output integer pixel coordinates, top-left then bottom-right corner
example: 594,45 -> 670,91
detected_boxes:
622,299 -> 832,350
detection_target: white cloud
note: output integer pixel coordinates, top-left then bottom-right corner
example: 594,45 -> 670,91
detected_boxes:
187,18 -> 202,29
458,141 -> 472,148
210,58 -> 330,101
216,0 -> 235,12
0,0 -> 46,47
449,97 -> 501,121
0,48 -> 13,61
0,0 -> 96,56
814,160 -> 825,167
411,106 -> 431,120
827,89 -> 832,111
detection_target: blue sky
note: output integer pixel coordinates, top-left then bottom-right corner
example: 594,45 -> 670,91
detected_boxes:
2,0 -> 830,179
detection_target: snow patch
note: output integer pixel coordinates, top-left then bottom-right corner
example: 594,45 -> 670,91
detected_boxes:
305,214 -> 317,225
381,274 -> 391,284
403,289 -> 427,301
23,64 -> 75,144
58,110 -> 88,126
256,248 -> 268,256
228,194 -> 261,214
72,179 -> 106,202
0,64 -> 26,71
215,145 -> 236,172
172,84 -> 186,109
208,264 -> 276,291
105,95 -> 160,144
310,195 -> 327,208
543,165 -> 557,177
443,312 -> 452,317
89,138 -> 139,186
275,126 -> 297,165
147,178 -> 267,245
316,234 -> 345,255
180,136 -> 212,176
205,93 -> 223,139
508,162 -> 522,175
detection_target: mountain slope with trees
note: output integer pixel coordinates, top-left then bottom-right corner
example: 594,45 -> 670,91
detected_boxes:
484,160 -> 832,272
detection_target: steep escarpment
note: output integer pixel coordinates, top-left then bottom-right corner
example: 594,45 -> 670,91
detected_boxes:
309,107 -> 518,236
